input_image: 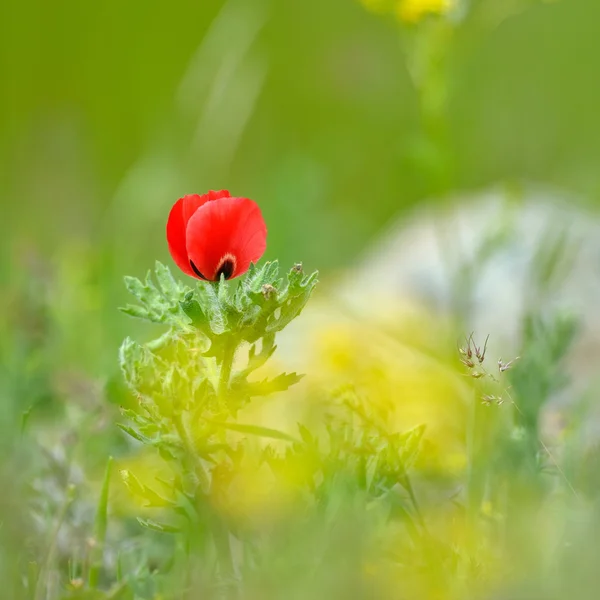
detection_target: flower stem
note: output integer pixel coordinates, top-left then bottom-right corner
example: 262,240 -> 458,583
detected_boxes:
174,412 -> 236,594
211,516 -> 236,596
173,411 -> 209,493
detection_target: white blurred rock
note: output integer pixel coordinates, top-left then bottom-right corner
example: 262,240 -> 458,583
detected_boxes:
277,184 -> 600,435
333,184 -> 600,374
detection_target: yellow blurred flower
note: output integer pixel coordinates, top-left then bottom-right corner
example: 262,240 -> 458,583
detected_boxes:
359,0 -> 390,14
301,296 -> 471,476
397,0 -> 455,23
368,506 -> 506,600
359,0 -> 455,23
209,450 -> 310,527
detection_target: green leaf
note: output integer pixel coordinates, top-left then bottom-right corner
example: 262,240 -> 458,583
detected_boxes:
136,517 -> 181,534
244,260 -> 280,293
206,420 -> 300,443
245,372 -> 304,397
124,272 -> 160,306
240,334 -> 277,376
121,266 -> 188,326
146,330 -> 176,351
155,261 -> 185,299
398,424 -> 426,471
265,269 -> 318,333
180,292 -> 209,330
116,423 -> 151,444
120,469 -> 176,508
119,304 -> 151,321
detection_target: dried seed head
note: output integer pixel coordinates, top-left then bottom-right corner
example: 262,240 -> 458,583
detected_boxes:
481,394 -> 503,406
476,334 -> 490,364
498,357 -> 520,373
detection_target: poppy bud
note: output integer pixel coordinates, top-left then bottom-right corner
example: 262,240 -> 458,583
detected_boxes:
166,190 -> 267,281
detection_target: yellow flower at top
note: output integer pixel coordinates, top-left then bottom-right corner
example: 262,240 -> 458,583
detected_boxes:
359,0 -> 455,24
359,0 -> 390,14
396,0 -> 455,23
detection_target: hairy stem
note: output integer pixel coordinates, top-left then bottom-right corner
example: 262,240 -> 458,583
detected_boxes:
173,411 -> 235,591
211,516 -> 236,597
173,412 -> 209,493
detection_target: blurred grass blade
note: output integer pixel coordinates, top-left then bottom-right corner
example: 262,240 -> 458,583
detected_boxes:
206,420 -> 300,443
88,456 -> 113,589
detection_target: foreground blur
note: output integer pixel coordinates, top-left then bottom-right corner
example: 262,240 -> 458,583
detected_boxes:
3,0 -> 600,598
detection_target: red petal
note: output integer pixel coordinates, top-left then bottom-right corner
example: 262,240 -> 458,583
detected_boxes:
181,190 -> 230,223
166,190 -> 231,278
185,197 -> 267,281
207,189 -> 231,201
166,197 -> 196,277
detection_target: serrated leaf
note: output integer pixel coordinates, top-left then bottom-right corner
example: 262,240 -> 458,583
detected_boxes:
122,267 -> 189,326
244,260 -> 280,292
247,288 -> 278,308
398,424 -> 426,471
265,271 -> 318,333
137,517 -> 180,534
146,330 -> 176,351
172,489 -> 200,523
124,274 -> 159,306
119,304 -> 151,320
155,261 -> 184,299
201,332 -> 229,361
116,423 -> 150,444
240,334 -> 277,376
120,470 -> 176,508
288,266 -> 318,293
244,372 -> 304,397
119,337 -> 150,387
180,292 -> 209,330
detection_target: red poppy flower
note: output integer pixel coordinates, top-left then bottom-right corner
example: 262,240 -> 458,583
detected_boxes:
166,190 -> 267,281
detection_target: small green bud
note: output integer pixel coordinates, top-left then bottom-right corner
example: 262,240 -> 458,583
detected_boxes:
261,284 -> 277,300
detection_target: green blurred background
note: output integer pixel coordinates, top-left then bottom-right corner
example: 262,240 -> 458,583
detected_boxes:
1,0 -> 599,410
